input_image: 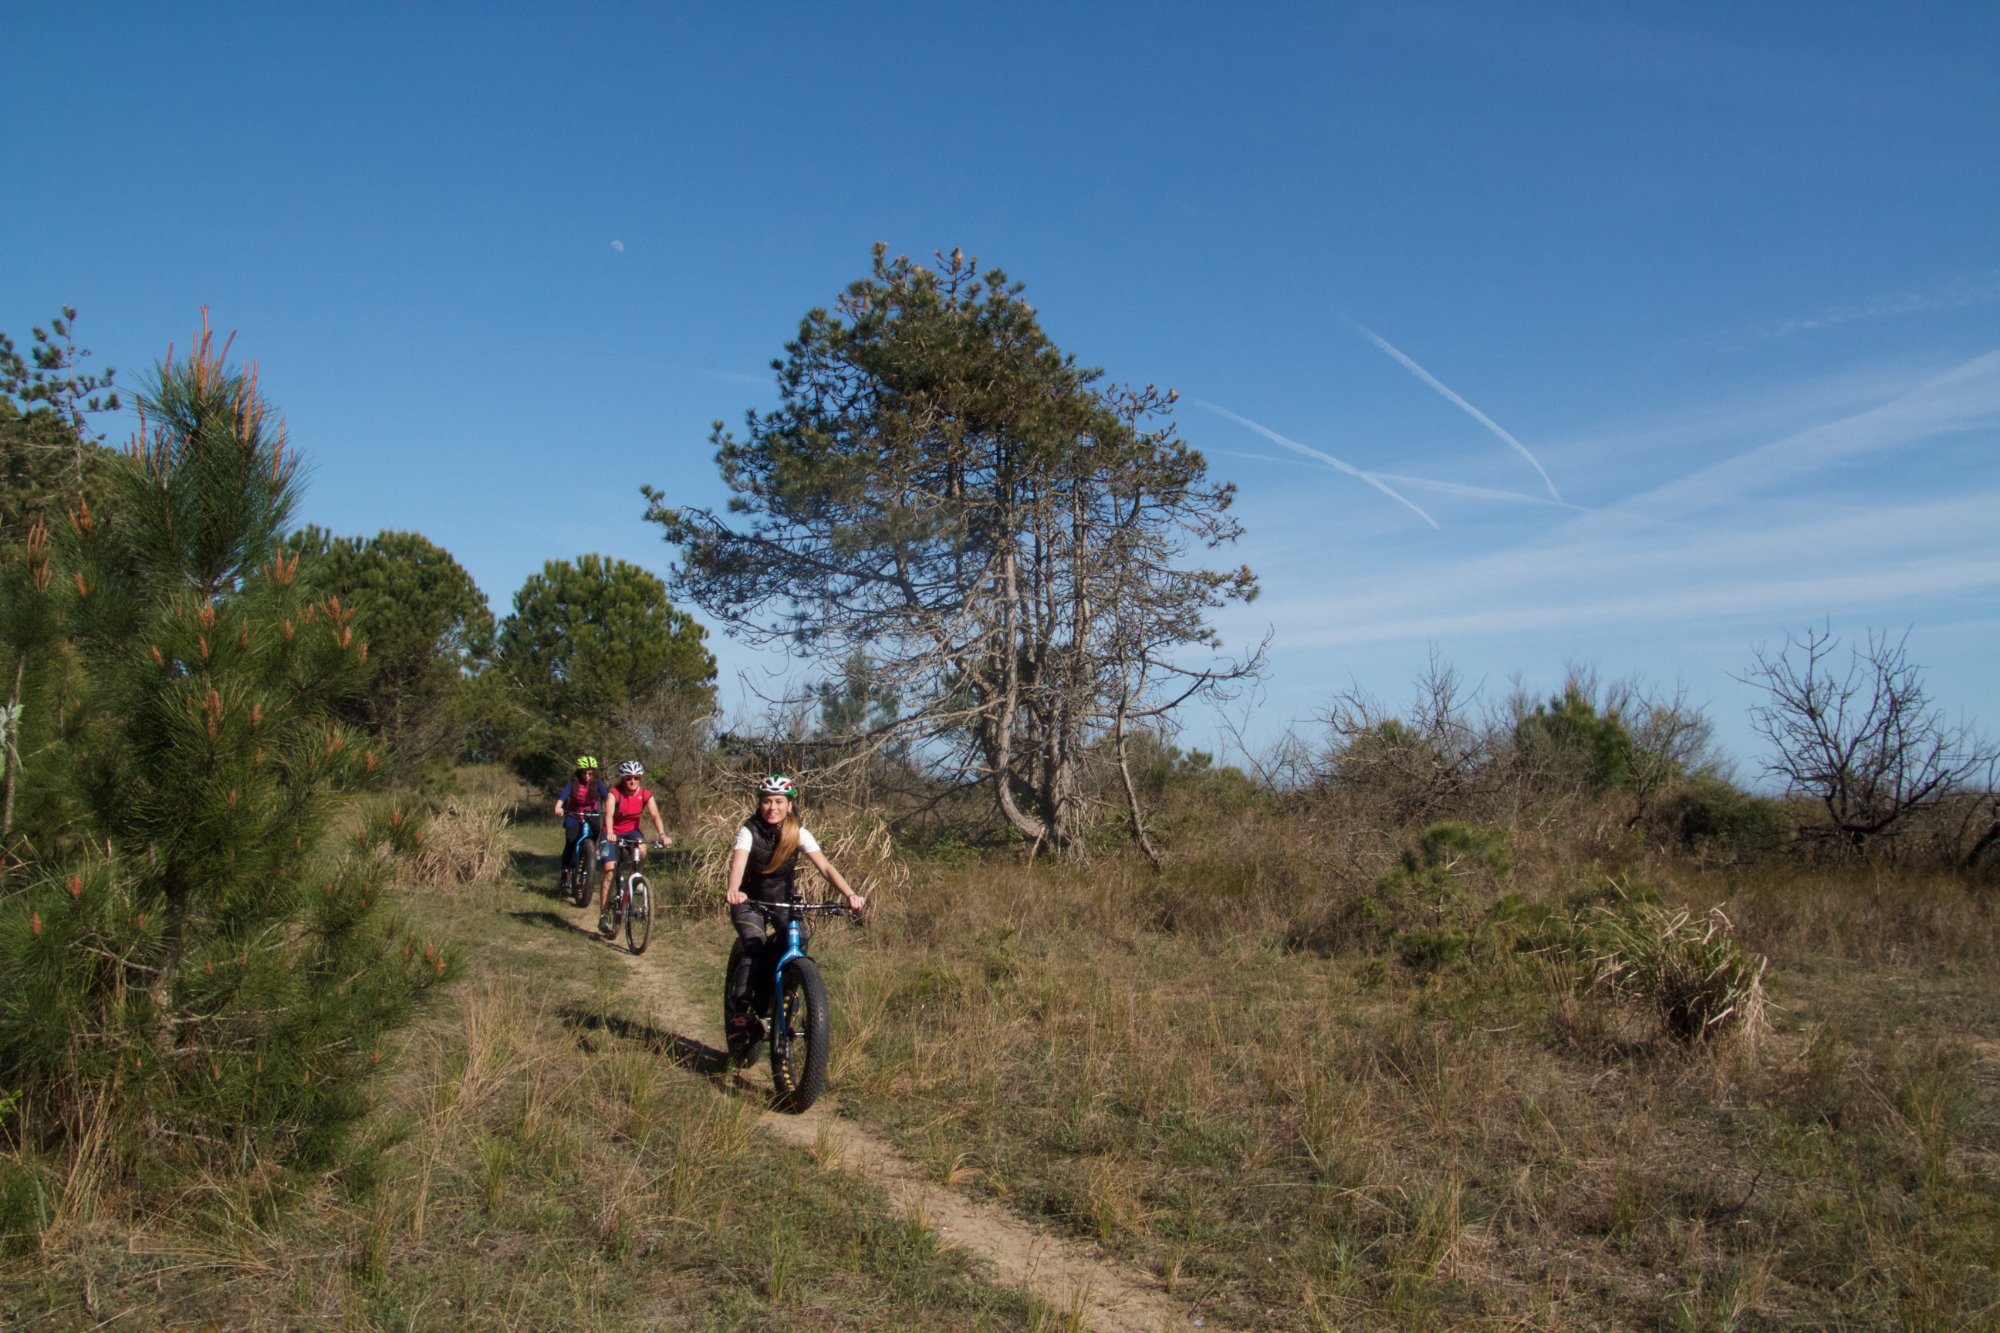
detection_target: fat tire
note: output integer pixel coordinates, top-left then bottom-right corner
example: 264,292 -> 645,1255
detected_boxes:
723,937 -> 758,1066
769,956 -> 830,1113
625,875 -> 651,955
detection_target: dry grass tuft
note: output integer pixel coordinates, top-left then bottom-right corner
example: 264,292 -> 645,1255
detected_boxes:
667,794 -> 910,913
411,795 -> 513,887
1586,903 -> 1770,1048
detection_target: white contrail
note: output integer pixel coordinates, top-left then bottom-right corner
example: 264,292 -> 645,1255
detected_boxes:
1192,400 -> 1439,529
1743,271 -> 2000,342
1349,321 -> 1563,503
1629,346 -> 2000,517
1371,472 -> 1586,510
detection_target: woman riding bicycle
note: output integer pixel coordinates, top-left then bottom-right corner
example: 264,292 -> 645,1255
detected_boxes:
723,774 -> 865,1050
553,755 -> 608,892
597,760 -> 672,936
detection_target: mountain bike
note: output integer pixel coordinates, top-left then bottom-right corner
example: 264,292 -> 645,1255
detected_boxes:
603,837 -> 663,955
560,816 -> 600,908
725,896 -> 853,1113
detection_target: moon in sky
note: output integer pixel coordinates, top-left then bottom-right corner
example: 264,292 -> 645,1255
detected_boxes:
611,239 -> 625,253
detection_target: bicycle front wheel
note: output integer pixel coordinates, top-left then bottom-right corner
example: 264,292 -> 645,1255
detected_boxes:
625,875 -> 651,955
572,839 -> 597,906
769,956 -> 830,1113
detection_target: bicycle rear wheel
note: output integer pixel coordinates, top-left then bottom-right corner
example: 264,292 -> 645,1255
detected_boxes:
624,874 -> 651,954
723,938 -> 760,1066
769,956 -> 829,1113
572,838 -> 597,906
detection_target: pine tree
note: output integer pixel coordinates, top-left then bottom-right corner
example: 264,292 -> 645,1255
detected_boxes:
286,526 -> 496,773
0,307 -> 120,548
0,314 -> 445,1194
494,554 -> 716,786
1,309 -> 120,873
650,246 -> 1260,853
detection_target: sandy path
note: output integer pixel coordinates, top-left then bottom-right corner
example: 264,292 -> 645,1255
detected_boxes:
589,926 -> 1224,1333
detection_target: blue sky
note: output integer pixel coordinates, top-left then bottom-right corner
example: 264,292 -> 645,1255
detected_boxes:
8,2 -> 1998,775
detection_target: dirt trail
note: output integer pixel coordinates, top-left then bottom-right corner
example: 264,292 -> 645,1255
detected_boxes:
592,929 -> 1224,1333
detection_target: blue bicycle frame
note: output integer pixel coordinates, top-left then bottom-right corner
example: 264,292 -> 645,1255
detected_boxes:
736,896 -> 847,1112
768,907 -> 807,994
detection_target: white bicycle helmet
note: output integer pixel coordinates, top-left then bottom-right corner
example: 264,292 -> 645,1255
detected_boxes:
757,773 -> 796,797
616,760 -> 645,778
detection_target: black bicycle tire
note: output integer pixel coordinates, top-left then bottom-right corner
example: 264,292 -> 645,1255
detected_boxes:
573,837 -> 597,906
769,956 -> 830,1113
625,874 -> 650,954
723,937 -> 757,1066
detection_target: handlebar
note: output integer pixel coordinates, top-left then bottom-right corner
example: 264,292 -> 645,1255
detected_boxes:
743,900 -> 851,915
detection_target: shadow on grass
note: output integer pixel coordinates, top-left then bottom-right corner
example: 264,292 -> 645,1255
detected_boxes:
509,848 -> 563,881
557,1003 -> 730,1077
507,908 -> 596,935
509,905 -> 666,959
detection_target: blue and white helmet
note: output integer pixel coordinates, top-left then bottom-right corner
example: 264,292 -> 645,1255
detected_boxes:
616,760 -> 645,778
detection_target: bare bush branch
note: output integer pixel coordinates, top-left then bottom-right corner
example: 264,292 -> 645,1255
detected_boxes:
1318,649 -> 1487,824
1741,624 -> 1996,858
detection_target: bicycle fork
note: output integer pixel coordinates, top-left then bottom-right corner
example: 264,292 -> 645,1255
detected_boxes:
766,916 -> 805,1035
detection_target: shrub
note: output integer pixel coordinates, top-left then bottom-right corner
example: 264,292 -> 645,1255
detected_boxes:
1583,900 -> 1769,1046
1658,777 -> 1792,864
1316,654 -> 1486,827
1396,923 -> 1473,972
1511,684 -> 1638,796
1367,823 -> 1508,923
1344,821 -> 1508,968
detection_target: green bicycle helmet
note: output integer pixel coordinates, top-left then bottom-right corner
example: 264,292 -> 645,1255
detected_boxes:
575,754 -> 600,771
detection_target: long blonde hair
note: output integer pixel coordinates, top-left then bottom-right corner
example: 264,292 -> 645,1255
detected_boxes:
755,809 -> 801,876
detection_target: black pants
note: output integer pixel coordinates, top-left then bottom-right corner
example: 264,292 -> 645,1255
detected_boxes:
561,817 -> 600,870
726,901 -> 792,1014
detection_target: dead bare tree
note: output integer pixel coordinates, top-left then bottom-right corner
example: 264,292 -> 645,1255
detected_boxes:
1319,650 -> 1487,825
1741,625 -> 1996,858
1609,676 -> 1723,824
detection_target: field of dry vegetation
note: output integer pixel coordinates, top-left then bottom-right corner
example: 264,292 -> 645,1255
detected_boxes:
833,850 -> 1998,1328
4,757 -> 1997,1330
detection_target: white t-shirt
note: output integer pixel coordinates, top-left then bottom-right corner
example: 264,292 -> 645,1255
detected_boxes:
733,825 -> 821,856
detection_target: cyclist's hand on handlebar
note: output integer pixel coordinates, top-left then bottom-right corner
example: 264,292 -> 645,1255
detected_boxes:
845,892 -> 866,913
651,837 -> 671,849
725,888 -> 747,906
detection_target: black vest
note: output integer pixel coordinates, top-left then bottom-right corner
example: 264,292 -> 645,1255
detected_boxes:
741,818 -> 799,903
